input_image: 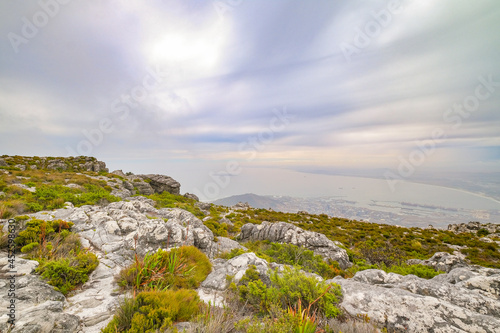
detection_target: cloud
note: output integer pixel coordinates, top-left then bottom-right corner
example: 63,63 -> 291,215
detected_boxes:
0,0 -> 499,182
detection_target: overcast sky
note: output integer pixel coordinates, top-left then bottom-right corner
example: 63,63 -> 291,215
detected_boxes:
1,0 -> 499,197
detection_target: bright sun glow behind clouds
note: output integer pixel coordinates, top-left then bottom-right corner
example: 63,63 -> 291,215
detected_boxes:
145,21 -> 228,80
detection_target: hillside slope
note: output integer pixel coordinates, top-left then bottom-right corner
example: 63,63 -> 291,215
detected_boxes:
1,156 -> 500,332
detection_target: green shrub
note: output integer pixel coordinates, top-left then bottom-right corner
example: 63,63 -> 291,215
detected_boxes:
263,243 -> 338,279
238,241 -> 338,279
358,242 -> 406,266
14,218 -> 98,295
346,261 -> 443,279
236,308 -> 298,333
477,228 -> 490,237
37,251 -> 98,295
118,246 -> 212,292
204,219 -> 229,237
15,219 -> 73,248
233,266 -> 342,319
102,289 -> 200,333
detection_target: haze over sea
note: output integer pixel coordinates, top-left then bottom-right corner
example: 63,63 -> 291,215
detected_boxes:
183,168 -> 500,228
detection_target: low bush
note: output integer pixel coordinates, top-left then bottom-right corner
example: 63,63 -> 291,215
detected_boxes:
477,228 -> 490,237
37,251 -> 98,295
358,242 -> 406,267
102,289 -> 200,333
14,218 -> 98,295
118,246 -> 212,292
233,265 -> 342,319
230,241 -> 339,279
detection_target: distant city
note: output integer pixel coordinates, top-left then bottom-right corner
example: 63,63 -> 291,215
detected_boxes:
214,193 -> 500,229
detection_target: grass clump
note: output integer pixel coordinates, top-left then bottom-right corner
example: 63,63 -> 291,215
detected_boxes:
221,241 -> 340,279
14,218 -> 98,295
117,246 -> 212,292
230,266 -> 342,333
101,289 -> 201,333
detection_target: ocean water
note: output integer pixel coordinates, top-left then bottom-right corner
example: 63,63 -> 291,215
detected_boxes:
190,167 -> 500,227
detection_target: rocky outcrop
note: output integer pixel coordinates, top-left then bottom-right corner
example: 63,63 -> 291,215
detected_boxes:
138,174 -> 181,195
3,196 -> 222,332
239,221 -> 352,269
106,173 -> 181,199
184,193 -> 199,201
0,156 -> 109,173
330,267 -> 500,332
407,252 -> 468,273
0,254 -> 80,332
232,202 -> 251,210
47,159 -> 69,171
53,197 -> 217,260
209,236 -> 246,257
448,221 -> 500,234
131,180 -> 155,196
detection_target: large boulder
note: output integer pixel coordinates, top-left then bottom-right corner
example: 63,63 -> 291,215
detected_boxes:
239,221 -> 351,269
81,159 -> 108,173
46,159 -> 69,171
138,174 -> 181,195
330,267 -> 500,332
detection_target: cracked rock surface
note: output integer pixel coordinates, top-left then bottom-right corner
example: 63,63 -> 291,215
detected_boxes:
330,267 -> 500,332
0,197 -> 229,332
239,221 -> 352,269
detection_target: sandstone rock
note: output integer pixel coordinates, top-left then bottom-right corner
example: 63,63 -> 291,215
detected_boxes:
82,160 -> 108,173
111,170 -> 127,178
11,183 -> 36,193
133,180 -> 155,195
330,267 -> 500,332
7,196 -> 217,331
209,236 -> 247,258
219,217 -> 234,227
138,174 -> 181,195
0,252 -> 80,332
239,221 -> 351,269
47,159 -> 68,171
407,252 -> 468,273
232,202 -> 251,210
184,193 -> 199,201
448,221 -> 500,234
0,300 -> 80,333
196,202 -> 212,212
201,253 -> 270,291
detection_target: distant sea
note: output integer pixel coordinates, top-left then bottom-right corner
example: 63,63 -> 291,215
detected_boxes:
194,168 -> 500,228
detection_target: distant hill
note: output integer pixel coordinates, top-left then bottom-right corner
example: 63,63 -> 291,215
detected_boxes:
213,193 -> 284,210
